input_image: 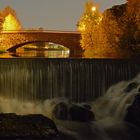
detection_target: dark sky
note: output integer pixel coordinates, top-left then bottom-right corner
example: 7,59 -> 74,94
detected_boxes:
0,0 -> 126,31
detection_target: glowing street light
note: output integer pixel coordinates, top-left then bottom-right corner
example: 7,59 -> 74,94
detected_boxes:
91,6 -> 96,12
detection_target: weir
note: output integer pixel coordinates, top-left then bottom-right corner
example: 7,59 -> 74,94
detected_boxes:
0,58 -> 140,102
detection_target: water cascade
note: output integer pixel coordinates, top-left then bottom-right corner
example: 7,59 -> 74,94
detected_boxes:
0,58 -> 140,140
0,58 -> 140,102
53,74 -> 140,140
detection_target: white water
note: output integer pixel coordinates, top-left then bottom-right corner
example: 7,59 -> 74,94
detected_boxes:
0,74 -> 140,140
55,74 -> 140,140
91,81 -> 138,121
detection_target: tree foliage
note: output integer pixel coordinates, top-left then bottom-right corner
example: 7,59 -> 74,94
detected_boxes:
0,12 -> 4,31
121,0 -> 140,48
77,1 -> 102,51
0,6 -> 22,31
100,5 -> 126,56
78,0 -> 140,58
2,6 -> 17,18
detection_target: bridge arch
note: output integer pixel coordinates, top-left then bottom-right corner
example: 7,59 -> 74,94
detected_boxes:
7,40 -> 69,52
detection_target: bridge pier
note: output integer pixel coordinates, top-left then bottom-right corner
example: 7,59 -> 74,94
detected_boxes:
70,50 -> 83,57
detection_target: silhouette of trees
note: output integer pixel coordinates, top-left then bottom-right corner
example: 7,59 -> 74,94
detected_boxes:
100,4 -> 126,56
116,0 -> 140,56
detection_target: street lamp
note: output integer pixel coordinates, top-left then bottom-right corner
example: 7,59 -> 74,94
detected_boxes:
91,6 -> 96,12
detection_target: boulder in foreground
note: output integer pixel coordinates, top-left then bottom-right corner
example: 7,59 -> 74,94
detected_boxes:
0,113 -> 58,139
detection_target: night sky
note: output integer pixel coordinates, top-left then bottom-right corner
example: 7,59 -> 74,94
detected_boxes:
0,0 -> 126,31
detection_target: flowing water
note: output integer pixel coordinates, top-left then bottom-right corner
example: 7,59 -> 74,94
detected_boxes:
0,58 -> 140,102
54,74 -> 140,140
0,58 -> 140,139
0,72 -> 140,140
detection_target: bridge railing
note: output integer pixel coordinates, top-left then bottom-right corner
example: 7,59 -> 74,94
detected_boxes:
1,30 -> 80,34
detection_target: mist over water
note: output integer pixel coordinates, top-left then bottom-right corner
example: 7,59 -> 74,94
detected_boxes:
0,73 -> 140,140
0,74 -> 138,118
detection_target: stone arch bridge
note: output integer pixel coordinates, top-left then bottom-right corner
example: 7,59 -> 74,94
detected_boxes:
0,30 -> 82,56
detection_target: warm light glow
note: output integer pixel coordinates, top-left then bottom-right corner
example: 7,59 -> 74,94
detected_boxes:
97,16 -> 103,24
91,6 -> 96,12
78,23 -> 86,31
2,14 -> 21,31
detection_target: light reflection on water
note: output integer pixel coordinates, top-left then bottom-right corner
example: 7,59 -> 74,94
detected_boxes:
0,50 -> 70,58
0,42 -> 70,58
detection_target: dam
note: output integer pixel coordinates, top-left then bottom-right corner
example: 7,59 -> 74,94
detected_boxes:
0,58 -> 139,102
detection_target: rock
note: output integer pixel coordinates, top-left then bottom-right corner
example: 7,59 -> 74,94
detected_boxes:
0,113 -> 58,139
69,105 -> 95,122
53,102 -> 68,120
52,102 -> 94,122
124,82 -> 138,93
125,94 -> 140,129
82,104 -> 92,110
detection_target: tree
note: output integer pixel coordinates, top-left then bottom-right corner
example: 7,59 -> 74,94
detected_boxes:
120,0 -> 140,54
78,0 -> 140,58
1,6 -> 22,31
2,6 -> 17,17
0,12 -> 4,31
77,1 -> 102,50
101,5 -> 127,56
78,1 -> 126,58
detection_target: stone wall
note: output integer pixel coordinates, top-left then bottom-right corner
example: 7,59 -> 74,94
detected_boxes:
0,31 -> 82,55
